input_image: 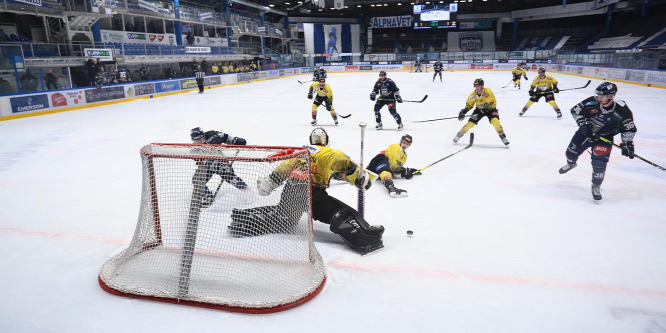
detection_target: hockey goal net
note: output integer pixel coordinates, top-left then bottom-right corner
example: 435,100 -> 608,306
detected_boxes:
99,143 -> 325,313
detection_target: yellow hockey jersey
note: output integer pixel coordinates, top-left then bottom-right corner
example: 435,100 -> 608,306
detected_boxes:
309,82 -> 333,101
464,87 -> 497,111
272,145 -> 357,188
380,143 -> 408,172
531,75 -> 558,92
511,68 -> 527,77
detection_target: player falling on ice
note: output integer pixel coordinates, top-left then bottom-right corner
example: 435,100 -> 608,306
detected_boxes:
307,77 -> 338,126
454,78 -> 510,146
558,82 -> 637,201
190,127 -> 248,207
367,134 -> 421,197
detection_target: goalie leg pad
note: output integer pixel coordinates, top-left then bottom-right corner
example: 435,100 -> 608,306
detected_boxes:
229,206 -> 300,237
330,209 -> 384,255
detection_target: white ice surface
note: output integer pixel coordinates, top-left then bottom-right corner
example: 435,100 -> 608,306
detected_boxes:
1,70 -> 665,332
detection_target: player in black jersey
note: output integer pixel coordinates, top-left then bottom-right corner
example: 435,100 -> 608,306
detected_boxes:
558,82 -> 637,201
432,60 -> 443,82
189,127 -> 248,207
370,71 -> 404,130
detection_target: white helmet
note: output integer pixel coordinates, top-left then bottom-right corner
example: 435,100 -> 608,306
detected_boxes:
310,127 -> 329,146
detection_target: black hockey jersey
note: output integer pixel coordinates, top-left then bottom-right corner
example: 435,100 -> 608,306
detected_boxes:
433,62 -> 443,72
203,130 -> 247,145
372,78 -> 400,99
570,96 -> 637,142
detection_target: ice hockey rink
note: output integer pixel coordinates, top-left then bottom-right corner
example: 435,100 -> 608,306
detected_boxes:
1,69 -> 665,332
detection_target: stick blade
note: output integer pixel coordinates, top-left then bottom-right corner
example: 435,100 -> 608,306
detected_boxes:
466,132 -> 475,148
583,80 -> 591,88
338,113 -> 352,119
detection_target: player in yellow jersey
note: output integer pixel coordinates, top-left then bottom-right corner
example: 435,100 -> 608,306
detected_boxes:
230,128 -> 384,255
366,134 -> 421,196
520,67 -> 563,119
511,63 -> 528,89
307,78 -> 338,126
454,78 -> 510,146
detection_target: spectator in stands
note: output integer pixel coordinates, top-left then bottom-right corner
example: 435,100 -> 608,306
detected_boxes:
186,32 -> 195,46
140,66 -> 149,81
166,65 -> 177,79
201,58 -> 209,74
191,58 -> 198,73
148,21 -> 157,33
20,69 -> 39,92
86,59 -> 96,85
0,76 -> 13,94
45,69 -> 58,90
125,22 -> 135,32
95,58 -> 103,74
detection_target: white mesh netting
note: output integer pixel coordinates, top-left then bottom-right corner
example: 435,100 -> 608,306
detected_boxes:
99,144 -> 326,313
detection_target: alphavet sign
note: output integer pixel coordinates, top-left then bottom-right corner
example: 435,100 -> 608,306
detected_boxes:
372,16 -> 412,29
84,48 -> 114,61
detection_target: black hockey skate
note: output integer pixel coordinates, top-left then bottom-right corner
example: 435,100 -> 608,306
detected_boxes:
591,184 -> 602,201
559,163 -> 577,174
384,179 -> 407,197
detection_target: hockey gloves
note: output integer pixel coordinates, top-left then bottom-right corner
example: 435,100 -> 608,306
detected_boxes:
307,92 -> 313,99
395,95 -> 403,103
326,104 -> 332,111
370,92 -> 376,101
354,174 -> 372,190
578,120 -> 594,139
257,177 -> 279,196
528,89 -> 536,96
620,141 -> 635,159
458,109 -> 468,121
524,75 -> 528,80
553,84 -> 560,93
400,167 -> 421,179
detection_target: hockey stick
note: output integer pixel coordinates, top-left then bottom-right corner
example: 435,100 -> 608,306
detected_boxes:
501,79 -> 514,88
534,80 -> 592,95
414,132 -> 474,174
597,137 -> 666,172
358,122 -> 367,216
338,113 -> 352,119
413,115 -> 471,123
298,80 -> 311,84
381,95 -> 428,103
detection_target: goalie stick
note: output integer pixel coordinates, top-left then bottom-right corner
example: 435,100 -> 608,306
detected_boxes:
358,122 -> 367,216
413,132 -> 474,174
413,115 -> 471,123
381,95 -> 428,103
597,137 -> 666,172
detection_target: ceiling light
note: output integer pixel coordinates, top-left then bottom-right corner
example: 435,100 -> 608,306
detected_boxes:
344,5 -> 348,8
397,2 -> 402,5
285,2 -> 290,4
269,4 -> 274,7
370,4 -> 375,6
357,4 -> 361,7
383,3 -> 387,6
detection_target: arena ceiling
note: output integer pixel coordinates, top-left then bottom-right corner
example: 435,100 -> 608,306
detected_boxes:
199,0 -> 596,17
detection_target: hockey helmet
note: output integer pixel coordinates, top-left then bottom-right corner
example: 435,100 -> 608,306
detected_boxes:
400,134 -> 413,146
190,127 -> 204,141
310,127 -> 329,146
319,77 -> 326,83
595,82 -> 617,96
538,67 -> 546,74
473,78 -> 484,86
379,70 -> 387,77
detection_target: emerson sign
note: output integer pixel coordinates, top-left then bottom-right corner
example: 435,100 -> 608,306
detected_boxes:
84,48 -> 114,61
371,16 -> 412,29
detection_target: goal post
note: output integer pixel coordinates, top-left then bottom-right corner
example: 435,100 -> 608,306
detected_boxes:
99,143 -> 326,313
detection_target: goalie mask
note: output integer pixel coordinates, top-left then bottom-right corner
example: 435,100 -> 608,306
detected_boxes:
190,127 -> 204,141
310,127 -> 329,146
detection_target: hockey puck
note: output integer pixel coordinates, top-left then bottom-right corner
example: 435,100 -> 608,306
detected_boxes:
406,230 -> 413,236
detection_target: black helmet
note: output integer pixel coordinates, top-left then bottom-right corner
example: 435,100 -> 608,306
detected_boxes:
401,134 -> 413,145
379,70 -> 387,77
595,82 -> 618,96
538,67 -> 546,74
473,78 -> 484,86
190,127 -> 204,141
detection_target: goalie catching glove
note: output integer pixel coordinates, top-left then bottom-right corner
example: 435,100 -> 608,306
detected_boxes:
256,176 -> 280,196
